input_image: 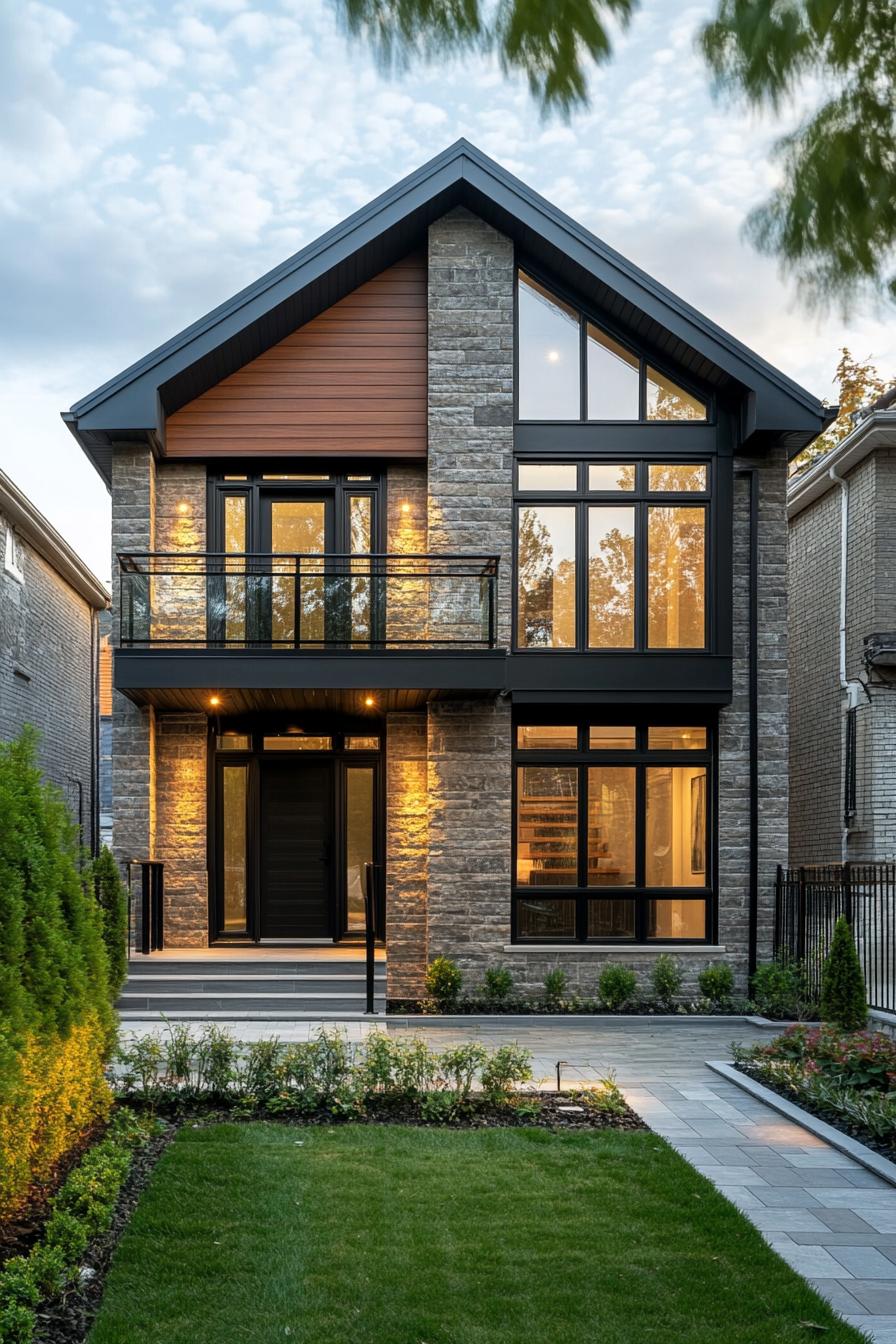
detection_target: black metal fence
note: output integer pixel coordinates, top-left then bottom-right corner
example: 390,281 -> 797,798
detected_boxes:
774,863 -> 896,1013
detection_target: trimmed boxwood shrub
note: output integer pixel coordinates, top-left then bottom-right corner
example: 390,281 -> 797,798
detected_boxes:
425,956 -> 462,1007
698,963 -> 734,1009
0,729 -> 115,1221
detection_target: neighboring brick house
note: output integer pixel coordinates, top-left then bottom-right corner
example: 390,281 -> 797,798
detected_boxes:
0,468 -> 109,851
65,141 -> 831,1004
788,405 -> 896,863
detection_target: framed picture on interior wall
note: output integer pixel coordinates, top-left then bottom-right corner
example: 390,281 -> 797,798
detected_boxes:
690,774 -> 706,875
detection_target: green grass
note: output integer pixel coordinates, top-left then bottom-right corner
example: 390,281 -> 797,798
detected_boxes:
89,1124 -> 865,1344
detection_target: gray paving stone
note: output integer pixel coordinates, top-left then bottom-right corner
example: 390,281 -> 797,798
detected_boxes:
814,1209 -> 878,1234
808,1279 -> 867,1315
751,1187 -> 824,1209
830,1247 -> 896,1280
847,1282 -> 896,1314
693,1165 -> 770,1186
776,1244 -> 852,1278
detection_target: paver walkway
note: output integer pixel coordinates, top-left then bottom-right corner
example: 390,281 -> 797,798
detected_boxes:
124,1016 -> 895,1340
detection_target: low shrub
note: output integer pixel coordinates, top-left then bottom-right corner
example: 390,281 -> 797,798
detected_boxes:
425,957 -> 463,1008
480,1043 -> 533,1099
483,966 -> 514,1002
598,964 -> 637,1011
750,960 -> 816,1021
0,1108 -> 156,1344
543,968 -> 568,1006
698,963 -> 734,1009
747,1023 -> 896,1091
651,954 -> 682,1008
115,1025 -> 537,1122
820,916 -> 868,1031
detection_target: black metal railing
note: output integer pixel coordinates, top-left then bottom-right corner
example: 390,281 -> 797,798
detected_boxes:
774,863 -> 896,1013
118,551 -> 500,650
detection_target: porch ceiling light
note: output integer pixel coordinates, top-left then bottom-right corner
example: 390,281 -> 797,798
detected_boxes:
364,695 -> 375,708
209,695 -> 221,707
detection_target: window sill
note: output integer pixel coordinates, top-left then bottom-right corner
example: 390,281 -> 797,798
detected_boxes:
503,944 -> 726,955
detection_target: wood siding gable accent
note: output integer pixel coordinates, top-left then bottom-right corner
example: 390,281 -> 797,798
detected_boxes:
165,254 -> 427,460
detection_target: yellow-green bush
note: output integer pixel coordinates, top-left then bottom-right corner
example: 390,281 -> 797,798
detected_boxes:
0,729 -> 116,1221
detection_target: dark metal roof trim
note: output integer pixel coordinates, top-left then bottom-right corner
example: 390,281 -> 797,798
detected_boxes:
65,139 -> 831,485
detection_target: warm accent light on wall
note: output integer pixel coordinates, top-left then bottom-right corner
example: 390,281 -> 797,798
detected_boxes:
209,695 -> 221,708
177,501 -> 190,515
400,501 -> 411,515
364,695 -> 375,708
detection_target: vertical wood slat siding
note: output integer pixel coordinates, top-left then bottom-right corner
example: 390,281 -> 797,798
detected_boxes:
164,254 -> 427,459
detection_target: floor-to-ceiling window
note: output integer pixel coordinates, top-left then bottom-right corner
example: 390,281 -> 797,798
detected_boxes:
513,717 -> 712,943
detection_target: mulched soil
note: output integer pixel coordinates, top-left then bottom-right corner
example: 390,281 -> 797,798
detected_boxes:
387,999 -> 749,1016
13,1094 -> 644,1344
736,1063 -> 896,1163
31,1123 -> 176,1344
0,1121 -> 109,1267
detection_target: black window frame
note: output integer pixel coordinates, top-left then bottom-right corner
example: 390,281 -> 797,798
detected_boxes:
207,463 -> 385,555
514,266 -> 714,426
513,457 -> 712,654
207,713 -> 385,945
511,712 -> 715,945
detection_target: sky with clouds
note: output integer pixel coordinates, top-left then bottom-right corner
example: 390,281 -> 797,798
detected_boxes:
2,0 -> 894,584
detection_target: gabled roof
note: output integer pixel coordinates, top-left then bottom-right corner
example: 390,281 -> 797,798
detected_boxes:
0,469 -> 109,608
65,138 -> 833,486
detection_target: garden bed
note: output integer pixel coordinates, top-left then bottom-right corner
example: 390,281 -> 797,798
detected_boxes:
731,1023 -> 896,1160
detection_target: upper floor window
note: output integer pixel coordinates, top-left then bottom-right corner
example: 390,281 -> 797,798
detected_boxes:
517,270 -> 708,423
515,460 -> 708,651
4,526 -> 24,582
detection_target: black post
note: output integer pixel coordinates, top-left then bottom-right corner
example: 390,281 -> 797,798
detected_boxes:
843,861 -> 854,928
363,861 -> 377,1015
140,863 -> 151,955
796,866 -> 807,964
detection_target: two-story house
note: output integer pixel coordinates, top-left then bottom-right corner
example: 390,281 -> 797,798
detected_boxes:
0,467 -> 109,852
65,141 -> 831,1006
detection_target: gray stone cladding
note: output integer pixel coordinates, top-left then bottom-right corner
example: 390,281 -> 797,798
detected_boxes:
155,712 -> 208,947
385,710 -> 429,997
0,514 -> 97,839
427,206 -> 513,646
111,445 -> 156,875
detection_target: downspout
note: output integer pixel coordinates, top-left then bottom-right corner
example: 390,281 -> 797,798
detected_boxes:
736,467 -> 759,979
828,462 -> 863,863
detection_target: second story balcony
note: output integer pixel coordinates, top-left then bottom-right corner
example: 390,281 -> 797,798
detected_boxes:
119,551 -> 500,650
114,552 -> 506,708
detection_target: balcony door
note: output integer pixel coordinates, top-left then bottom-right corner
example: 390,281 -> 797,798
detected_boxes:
260,493 -> 333,646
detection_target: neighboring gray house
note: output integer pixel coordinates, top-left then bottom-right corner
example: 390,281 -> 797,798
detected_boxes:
0,468 -> 109,851
64,141 -> 831,1007
788,405 -> 896,864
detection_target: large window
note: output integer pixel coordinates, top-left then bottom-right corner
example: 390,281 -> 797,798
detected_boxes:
514,720 -> 712,943
517,271 -> 708,423
515,460 -> 708,650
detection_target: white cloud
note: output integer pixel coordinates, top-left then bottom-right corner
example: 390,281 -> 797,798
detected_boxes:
0,0 -> 893,567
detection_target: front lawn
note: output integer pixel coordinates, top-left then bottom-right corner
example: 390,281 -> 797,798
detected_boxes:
89,1124 -> 864,1343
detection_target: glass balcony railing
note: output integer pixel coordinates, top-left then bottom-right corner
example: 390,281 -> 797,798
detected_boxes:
117,552 -> 500,650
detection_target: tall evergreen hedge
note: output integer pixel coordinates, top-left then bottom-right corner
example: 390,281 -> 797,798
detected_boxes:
0,728 -> 115,1219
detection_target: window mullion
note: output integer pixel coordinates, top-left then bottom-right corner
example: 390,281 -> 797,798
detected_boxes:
636,500 -> 648,650
635,764 -> 646,940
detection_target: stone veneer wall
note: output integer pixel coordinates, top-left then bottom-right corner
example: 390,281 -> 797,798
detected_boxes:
111,453 -> 211,944
154,712 -> 208,946
110,445 -> 156,881
385,711 -> 429,996
421,208 -> 515,990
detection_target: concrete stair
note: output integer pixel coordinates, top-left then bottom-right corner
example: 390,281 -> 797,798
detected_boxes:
117,955 -> 387,1019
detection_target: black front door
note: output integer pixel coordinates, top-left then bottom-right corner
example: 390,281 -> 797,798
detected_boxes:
259,760 -> 333,939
